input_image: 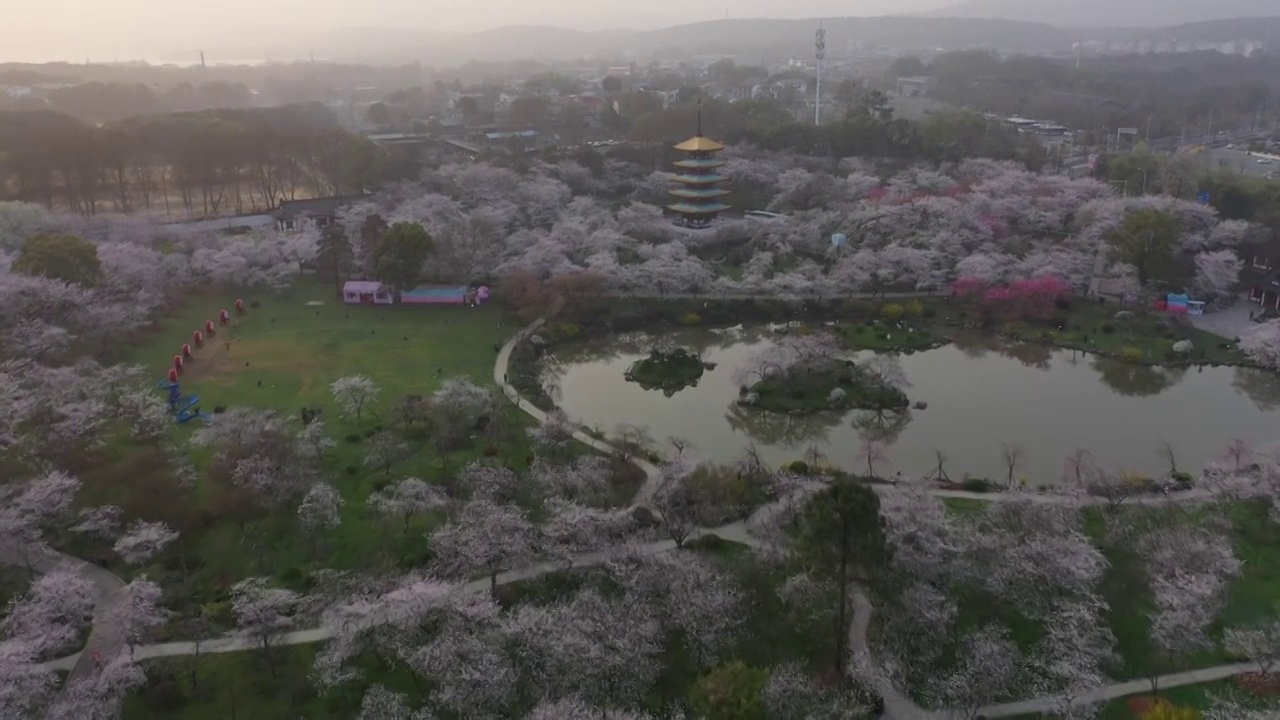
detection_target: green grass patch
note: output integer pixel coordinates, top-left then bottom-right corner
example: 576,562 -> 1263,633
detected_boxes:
997,303 -> 1247,367
69,277 -> 548,632
747,362 -> 909,414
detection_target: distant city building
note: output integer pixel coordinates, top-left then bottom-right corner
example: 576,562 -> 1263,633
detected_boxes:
667,112 -> 730,228
895,76 -> 936,97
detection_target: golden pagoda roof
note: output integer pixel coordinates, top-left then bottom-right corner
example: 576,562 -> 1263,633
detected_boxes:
673,135 -> 725,152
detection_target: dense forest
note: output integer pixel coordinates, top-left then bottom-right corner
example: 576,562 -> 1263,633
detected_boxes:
0,105 -> 405,217
916,50 -> 1278,141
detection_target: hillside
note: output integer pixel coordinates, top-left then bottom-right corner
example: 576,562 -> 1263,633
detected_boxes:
314,16 -> 1073,64
931,0 -> 1279,28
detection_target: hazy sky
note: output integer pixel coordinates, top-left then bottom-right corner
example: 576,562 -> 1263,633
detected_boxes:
5,0 -> 951,63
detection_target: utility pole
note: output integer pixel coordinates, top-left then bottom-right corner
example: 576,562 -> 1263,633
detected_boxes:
199,51 -> 206,69
814,23 -> 825,127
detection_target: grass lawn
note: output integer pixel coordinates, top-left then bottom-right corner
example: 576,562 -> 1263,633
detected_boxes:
905,498 -> 1280,711
996,302 -> 1247,366
835,317 -> 942,352
66,277 -> 545,635
1084,500 -> 1280,683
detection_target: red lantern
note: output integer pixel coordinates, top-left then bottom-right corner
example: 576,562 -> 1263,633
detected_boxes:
219,309 -> 230,326
235,298 -> 246,315
205,320 -> 215,336
167,368 -> 179,383
181,344 -> 192,359
193,330 -> 203,348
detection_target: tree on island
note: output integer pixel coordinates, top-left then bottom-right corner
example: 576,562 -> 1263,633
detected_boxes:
372,221 -> 433,294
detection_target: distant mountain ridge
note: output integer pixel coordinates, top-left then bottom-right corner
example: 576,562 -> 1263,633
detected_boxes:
930,0 -> 1279,28
310,16 -> 1073,64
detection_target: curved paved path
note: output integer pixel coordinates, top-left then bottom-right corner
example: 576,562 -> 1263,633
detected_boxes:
16,308 -> 1249,718
0,542 -> 128,688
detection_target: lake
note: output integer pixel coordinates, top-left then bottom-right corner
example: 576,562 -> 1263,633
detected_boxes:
540,326 -> 1280,485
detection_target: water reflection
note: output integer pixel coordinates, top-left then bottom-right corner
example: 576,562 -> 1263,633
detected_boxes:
1090,357 -> 1187,398
544,325 -> 1280,482
850,408 -> 914,445
1233,367 -> 1280,411
724,401 -> 842,446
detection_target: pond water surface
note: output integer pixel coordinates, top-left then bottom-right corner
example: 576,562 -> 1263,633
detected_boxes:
540,326 -> 1280,484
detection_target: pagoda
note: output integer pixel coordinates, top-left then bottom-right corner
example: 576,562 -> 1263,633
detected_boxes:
667,106 -> 730,228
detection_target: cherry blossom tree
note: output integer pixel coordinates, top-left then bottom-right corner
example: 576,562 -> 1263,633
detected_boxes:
429,377 -> 498,451
229,577 -> 300,679
2,566 -> 96,657
1205,696 -> 1280,720
406,594 -> 518,716
297,482 -> 344,554
104,578 -> 166,658
331,375 -> 380,420
542,499 -> 638,559
524,696 -> 659,720
762,662 -> 871,719
295,420 -> 336,461
455,462 -> 522,503
363,429 -> 408,476
367,477 -> 448,538
506,587 -> 664,706
528,456 -> 614,505
0,641 -> 58,718
1240,320 -> 1280,371
71,505 -> 123,541
926,625 -> 1025,719
606,551 -> 743,669
45,650 -> 145,720
1193,250 -> 1243,299
112,520 -> 178,566
527,409 -> 577,460
429,500 -> 540,591
1224,619 -> 1280,678
358,684 -> 433,720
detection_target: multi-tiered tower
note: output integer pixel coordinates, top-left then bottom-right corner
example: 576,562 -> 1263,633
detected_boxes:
667,108 -> 730,228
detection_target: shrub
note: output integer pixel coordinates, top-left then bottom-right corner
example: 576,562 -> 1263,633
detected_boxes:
788,460 -> 810,474
962,477 -> 996,493
555,322 -> 582,339
689,661 -> 767,720
685,534 -> 727,552
483,444 -> 499,457
249,300 -> 261,309
1100,323 -> 1116,334
343,433 -> 362,444
345,465 -> 358,476
1054,297 -> 1072,311
1171,471 -> 1194,488
921,305 -> 938,319
880,303 -> 905,321
679,311 -> 702,326
904,300 -> 925,318
1121,346 -> 1144,362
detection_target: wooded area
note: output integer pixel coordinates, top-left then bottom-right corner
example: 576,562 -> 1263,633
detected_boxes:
0,104 -> 393,217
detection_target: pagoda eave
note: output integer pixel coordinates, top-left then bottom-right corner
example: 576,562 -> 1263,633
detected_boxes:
672,174 -> 728,185
668,203 -> 732,215
668,189 -> 731,200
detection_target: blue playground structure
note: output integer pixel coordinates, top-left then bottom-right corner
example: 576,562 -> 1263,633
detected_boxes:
155,379 -> 213,423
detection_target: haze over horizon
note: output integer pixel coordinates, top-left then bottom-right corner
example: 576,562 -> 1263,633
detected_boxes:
7,0 -> 948,63
5,0 -> 1279,64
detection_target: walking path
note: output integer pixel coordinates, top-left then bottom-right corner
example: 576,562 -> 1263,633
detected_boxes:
3,307 -> 1252,717
1186,294 -> 1256,341
0,542 -> 127,688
